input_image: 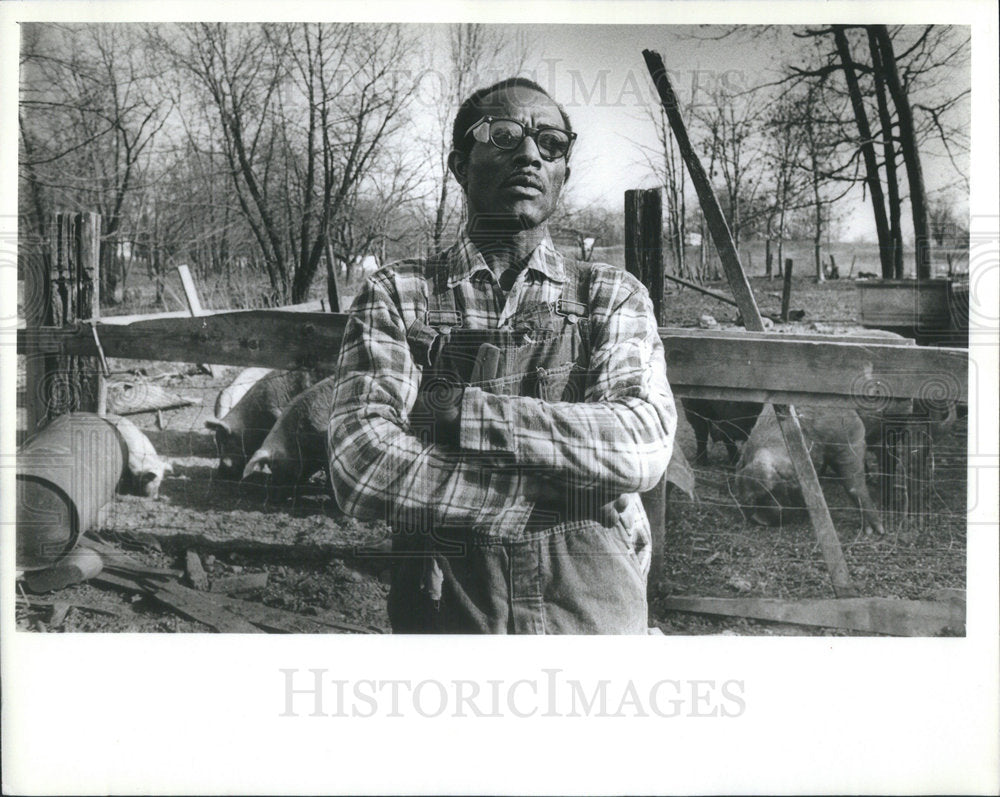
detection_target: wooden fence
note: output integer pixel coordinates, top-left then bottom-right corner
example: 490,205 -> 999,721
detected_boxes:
15,208 -> 970,633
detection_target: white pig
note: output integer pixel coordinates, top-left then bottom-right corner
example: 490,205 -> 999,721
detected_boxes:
106,414 -> 173,499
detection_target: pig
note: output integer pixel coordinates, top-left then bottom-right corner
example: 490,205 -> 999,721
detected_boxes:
106,414 -> 173,499
241,375 -> 339,495
214,367 -> 274,419
205,369 -> 320,480
858,395 -> 957,510
733,404 -> 884,536
681,398 -> 763,466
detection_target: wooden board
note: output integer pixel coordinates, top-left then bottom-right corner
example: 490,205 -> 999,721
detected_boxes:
660,596 -> 965,636
18,318 -> 966,404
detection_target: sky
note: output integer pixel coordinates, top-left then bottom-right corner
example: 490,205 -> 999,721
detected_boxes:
412,24 -> 971,242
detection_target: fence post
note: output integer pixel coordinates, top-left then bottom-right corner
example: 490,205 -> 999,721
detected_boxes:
625,188 -> 669,598
781,258 -> 793,322
625,188 -> 664,323
26,212 -> 105,428
80,212 -> 105,414
23,221 -> 53,439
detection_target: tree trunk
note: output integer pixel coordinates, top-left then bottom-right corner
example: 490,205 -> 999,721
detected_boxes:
814,191 -> 824,283
432,179 -> 449,251
873,25 -> 933,279
833,26 -> 893,279
868,27 -> 905,279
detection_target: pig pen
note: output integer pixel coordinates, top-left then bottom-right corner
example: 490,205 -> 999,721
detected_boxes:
15,279 -> 969,635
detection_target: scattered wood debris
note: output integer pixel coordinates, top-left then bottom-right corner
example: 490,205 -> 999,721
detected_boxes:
106,377 -> 202,415
71,536 -> 380,634
209,572 -> 269,595
15,595 -> 127,619
185,550 -> 209,590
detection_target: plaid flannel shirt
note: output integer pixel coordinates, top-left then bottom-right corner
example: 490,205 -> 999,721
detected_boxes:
328,232 -> 676,538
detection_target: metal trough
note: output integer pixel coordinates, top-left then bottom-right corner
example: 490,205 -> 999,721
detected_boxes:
16,413 -> 126,571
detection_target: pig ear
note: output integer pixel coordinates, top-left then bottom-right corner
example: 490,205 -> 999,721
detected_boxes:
140,471 -> 158,485
205,419 -> 231,436
163,460 -> 174,474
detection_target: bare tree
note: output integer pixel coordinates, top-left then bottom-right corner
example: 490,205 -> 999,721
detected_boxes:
761,94 -> 810,280
867,26 -> 905,278
423,23 -> 533,252
784,24 -> 969,279
637,104 -> 690,278
156,23 -> 417,304
693,86 -> 761,251
19,23 -> 170,302
832,25 -> 894,280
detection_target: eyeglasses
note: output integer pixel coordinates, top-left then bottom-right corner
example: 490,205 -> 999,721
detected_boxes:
466,116 -> 576,162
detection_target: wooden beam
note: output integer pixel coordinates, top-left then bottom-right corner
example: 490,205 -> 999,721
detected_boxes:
642,51 -> 764,330
663,272 -> 738,307
660,596 -> 965,636
661,334 -> 965,402
19,311 -> 349,372
97,299 -> 324,326
175,264 -> 204,316
18,318 -> 966,404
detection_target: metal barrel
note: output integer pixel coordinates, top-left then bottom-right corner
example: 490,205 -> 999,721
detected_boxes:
16,413 -> 127,571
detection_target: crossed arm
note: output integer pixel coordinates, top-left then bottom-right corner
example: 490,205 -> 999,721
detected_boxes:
327,266 -> 676,531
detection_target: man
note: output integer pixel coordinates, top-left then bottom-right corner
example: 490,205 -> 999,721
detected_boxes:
329,77 -> 676,634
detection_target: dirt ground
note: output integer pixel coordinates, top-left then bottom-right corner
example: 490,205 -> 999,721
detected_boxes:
15,276 -> 968,635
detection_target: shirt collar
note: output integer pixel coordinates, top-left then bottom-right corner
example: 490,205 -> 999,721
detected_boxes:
447,231 -> 566,288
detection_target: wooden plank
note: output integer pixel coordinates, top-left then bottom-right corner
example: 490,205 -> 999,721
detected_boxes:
93,565 -> 377,634
15,596 -> 127,618
176,264 -> 204,316
661,327 -> 918,345
660,596 -> 965,636
643,51 -> 857,597
663,272 -> 738,307
79,537 -> 184,579
642,51 -> 764,330
98,300 -> 325,326
185,550 -> 209,590
660,334 -> 966,403
145,582 -> 264,633
155,579 -> 374,634
18,318 -> 965,404
19,311 -> 348,372
209,572 -> 269,594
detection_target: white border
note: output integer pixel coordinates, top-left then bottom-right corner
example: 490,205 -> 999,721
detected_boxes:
2,2 -> 997,795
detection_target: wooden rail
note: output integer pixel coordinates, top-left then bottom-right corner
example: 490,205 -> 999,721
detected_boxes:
17,312 -> 968,407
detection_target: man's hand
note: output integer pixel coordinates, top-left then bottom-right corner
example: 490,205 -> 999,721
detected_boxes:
424,375 -> 464,447
523,474 -> 627,527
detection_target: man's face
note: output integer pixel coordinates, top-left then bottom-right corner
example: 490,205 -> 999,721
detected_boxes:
450,86 -> 571,232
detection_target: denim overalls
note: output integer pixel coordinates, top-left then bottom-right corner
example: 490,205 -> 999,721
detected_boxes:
390,259 -> 649,634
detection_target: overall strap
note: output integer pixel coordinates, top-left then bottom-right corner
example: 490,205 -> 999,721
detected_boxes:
425,256 -> 462,332
405,252 -> 460,368
556,258 -> 592,322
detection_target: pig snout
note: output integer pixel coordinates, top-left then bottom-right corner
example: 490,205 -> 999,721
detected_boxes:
137,460 -> 173,499
242,448 -> 274,480
206,418 -> 250,480
734,447 -> 802,527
